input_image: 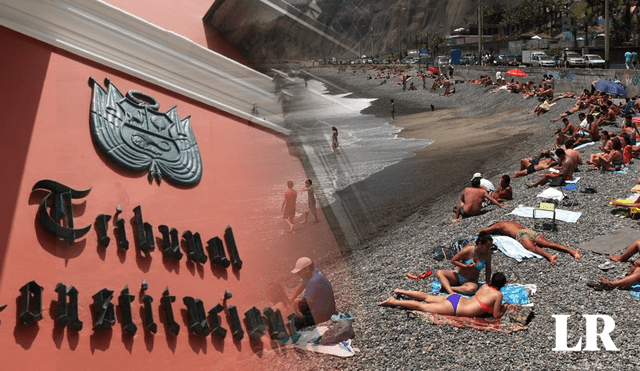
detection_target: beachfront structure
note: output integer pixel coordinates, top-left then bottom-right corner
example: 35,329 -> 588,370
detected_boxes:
0,0 -> 343,369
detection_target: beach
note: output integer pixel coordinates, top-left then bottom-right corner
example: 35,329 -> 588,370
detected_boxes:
254,66 -> 640,370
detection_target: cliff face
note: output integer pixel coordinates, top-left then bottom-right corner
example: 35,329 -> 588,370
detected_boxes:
205,0 -> 521,62
314,0 -> 521,57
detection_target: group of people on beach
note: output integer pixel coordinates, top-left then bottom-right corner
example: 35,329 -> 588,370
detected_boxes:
379,71 -> 640,319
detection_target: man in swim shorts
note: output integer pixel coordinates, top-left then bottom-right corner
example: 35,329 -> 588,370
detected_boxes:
480,221 -> 580,265
452,178 -> 506,223
527,148 -> 576,187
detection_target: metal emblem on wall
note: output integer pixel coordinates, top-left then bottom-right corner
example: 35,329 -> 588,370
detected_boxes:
89,78 -> 202,186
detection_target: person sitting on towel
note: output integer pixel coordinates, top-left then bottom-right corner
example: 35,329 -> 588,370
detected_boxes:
528,148 -> 576,187
480,221 -> 580,265
435,233 -> 493,295
378,272 -> 509,319
452,178 -> 506,222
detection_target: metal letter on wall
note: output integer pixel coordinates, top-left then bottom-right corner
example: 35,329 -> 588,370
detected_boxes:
89,77 -> 203,186
32,180 -> 92,245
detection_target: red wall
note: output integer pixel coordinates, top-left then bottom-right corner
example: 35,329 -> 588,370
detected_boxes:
0,26 -> 342,370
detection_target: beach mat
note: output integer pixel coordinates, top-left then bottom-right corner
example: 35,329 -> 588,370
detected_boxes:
287,326 -> 358,358
578,227 -> 640,255
412,305 -> 533,334
509,204 -> 581,223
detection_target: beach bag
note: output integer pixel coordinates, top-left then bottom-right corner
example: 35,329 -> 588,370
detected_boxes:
548,175 -> 565,187
319,320 -> 355,345
434,238 -> 469,261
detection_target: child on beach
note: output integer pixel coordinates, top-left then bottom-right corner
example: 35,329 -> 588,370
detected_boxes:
300,179 -> 319,224
281,181 -> 297,232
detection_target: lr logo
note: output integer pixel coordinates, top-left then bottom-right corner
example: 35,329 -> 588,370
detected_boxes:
553,315 -> 619,351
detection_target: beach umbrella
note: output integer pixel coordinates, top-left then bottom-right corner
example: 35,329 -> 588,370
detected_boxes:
506,69 -> 527,77
428,67 -> 439,74
593,80 -> 627,96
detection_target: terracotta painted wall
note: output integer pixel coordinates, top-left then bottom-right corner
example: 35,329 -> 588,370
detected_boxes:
0,27 -> 341,370
103,0 -> 249,64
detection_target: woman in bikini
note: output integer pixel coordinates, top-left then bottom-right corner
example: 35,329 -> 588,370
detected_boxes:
435,233 -> 492,295
378,272 -> 509,319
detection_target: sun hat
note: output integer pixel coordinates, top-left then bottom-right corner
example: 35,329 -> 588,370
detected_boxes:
291,257 -> 312,274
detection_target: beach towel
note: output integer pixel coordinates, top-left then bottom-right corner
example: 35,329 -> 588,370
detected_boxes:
574,142 -> 595,150
429,280 -> 533,305
287,326 -> 358,358
491,235 -> 544,262
411,304 -> 533,334
536,188 -> 564,201
509,204 -> 582,223
578,227 -> 640,254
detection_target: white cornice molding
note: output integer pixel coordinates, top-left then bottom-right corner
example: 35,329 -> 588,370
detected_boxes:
0,0 -> 288,135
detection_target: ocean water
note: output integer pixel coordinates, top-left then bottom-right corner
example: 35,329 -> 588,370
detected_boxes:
282,76 -> 433,206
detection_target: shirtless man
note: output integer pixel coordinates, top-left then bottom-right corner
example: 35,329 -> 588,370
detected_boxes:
528,148 -> 576,187
492,175 -> 513,202
480,221 -> 581,265
452,178 -> 506,223
512,157 -> 556,178
563,140 -> 583,167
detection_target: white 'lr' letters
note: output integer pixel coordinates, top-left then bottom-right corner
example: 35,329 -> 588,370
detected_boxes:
553,315 -> 619,351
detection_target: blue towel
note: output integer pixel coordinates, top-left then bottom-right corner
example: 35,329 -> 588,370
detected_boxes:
430,280 -> 530,305
630,284 -> 640,297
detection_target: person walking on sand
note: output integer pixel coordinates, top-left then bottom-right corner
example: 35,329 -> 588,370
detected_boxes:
480,221 -> 580,266
300,179 -> 319,224
390,99 -> 395,120
331,127 -> 339,154
281,181 -> 297,232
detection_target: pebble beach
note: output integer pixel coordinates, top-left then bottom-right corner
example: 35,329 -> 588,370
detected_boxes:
257,66 -> 640,370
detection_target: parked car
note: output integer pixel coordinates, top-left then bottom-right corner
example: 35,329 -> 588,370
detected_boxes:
460,56 -> 470,65
583,54 -> 605,68
565,52 -> 586,67
493,55 -> 506,66
531,54 -> 555,68
504,55 -> 518,66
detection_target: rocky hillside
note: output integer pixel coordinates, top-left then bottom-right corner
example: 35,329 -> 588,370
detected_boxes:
207,0 -> 522,62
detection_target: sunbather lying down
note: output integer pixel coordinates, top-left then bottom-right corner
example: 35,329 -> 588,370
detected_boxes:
378,273 -> 509,319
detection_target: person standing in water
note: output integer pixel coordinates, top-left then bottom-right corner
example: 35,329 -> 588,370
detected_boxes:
331,127 -> 339,154
300,179 -> 319,224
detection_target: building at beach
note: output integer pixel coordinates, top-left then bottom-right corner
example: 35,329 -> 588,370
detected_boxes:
0,0 -> 343,369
